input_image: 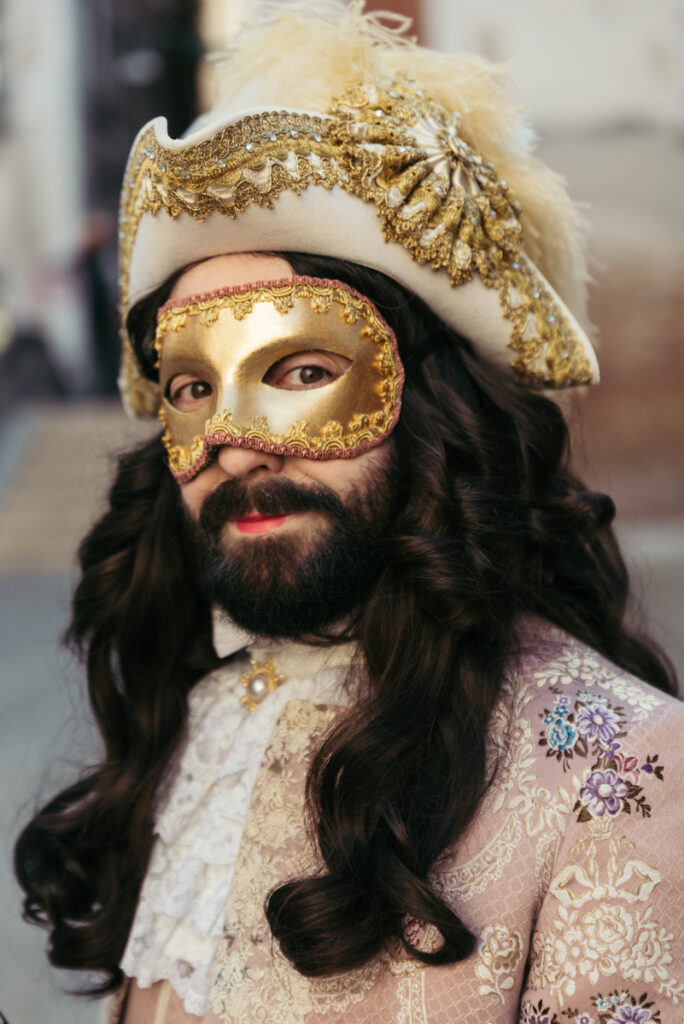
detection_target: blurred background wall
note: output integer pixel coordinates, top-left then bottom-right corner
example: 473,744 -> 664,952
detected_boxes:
0,1 -> 681,1021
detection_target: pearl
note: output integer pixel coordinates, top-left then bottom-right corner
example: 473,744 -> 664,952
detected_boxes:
269,133 -> 277,141
245,142 -> 254,152
247,674 -> 269,701
548,315 -> 556,323
290,129 -> 299,138
597,783 -> 614,798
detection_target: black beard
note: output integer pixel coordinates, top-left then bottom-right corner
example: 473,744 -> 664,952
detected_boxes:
184,466 -> 397,640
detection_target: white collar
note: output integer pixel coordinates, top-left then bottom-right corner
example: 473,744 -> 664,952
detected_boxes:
211,606 -> 359,679
211,606 -> 253,658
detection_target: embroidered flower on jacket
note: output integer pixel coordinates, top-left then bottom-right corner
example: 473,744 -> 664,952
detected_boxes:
591,987 -> 662,1024
538,688 -> 630,771
619,909 -> 673,983
519,997 -> 560,1024
545,715 -> 579,753
581,904 -> 632,977
574,757 -> 662,822
474,922 -> 523,1002
575,704 -> 620,745
609,1008 -> 651,1023
479,921 -> 523,972
554,695 -> 572,714
578,769 -> 628,818
577,692 -> 609,705
596,994 -> 626,1012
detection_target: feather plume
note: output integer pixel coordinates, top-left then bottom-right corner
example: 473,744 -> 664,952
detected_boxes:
200,0 -> 589,320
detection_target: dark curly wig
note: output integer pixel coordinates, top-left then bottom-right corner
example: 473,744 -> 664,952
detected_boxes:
14,253 -> 677,992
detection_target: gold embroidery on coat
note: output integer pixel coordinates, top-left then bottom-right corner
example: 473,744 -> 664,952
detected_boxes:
528,903 -> 676,1000
549,832 -> 662,909
211,703 -> 383,1022
474,922 -> 524,1003
528,820 -> 681,1004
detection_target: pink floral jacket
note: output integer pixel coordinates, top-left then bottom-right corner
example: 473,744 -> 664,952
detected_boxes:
113,622 -> 684,1023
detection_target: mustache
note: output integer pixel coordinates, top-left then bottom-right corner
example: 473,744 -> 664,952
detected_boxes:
198,476 -> 350,535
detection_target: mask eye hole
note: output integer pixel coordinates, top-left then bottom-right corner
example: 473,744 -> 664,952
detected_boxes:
263,350 -> 351,391
166,375 -> 213,411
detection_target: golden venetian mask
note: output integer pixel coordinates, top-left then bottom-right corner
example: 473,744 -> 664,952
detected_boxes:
154,276 -> 404,481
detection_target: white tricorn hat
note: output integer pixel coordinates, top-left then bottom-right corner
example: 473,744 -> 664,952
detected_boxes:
118,0 -> 598,418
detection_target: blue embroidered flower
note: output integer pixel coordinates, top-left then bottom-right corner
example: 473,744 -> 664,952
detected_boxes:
577,691 -> 608,705
545,716 -> 578,752
576,703 -> 620,745
579,768 -> 627,817
553,695 -> 571,716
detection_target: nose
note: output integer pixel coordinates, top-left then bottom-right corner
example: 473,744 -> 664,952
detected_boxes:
215,443 -> 284,479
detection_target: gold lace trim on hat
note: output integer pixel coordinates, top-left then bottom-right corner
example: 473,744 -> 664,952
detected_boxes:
119,81 -> 593,416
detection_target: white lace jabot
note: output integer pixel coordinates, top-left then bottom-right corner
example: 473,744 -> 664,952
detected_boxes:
120,610 -> 356,1016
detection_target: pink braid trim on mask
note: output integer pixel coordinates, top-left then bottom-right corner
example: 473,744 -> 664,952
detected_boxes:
158,276 -> 391,327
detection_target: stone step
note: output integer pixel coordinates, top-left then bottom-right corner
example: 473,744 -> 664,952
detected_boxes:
0,401 -> 157,575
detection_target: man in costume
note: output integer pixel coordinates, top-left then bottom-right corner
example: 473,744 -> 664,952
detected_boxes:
16,5 -> 683,1023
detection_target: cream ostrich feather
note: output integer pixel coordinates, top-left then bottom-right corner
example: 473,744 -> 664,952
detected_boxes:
200,0 -> 590,320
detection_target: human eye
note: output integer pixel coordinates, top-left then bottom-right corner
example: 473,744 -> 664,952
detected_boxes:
166,374 -> 213,411
263,350 -> 351,391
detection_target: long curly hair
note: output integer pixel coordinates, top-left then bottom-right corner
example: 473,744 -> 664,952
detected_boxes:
14,253 -> 677,992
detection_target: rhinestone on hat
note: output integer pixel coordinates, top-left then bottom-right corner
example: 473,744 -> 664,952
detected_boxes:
240,658 -> 285,713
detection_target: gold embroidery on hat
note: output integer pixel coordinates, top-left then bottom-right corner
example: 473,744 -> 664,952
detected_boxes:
328,82 -> 592,389
119,84 -> 593,416
119,111 -> 342,417
329,82 -> 523,285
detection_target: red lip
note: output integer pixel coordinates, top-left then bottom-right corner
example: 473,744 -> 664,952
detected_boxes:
234,513 -> 289,535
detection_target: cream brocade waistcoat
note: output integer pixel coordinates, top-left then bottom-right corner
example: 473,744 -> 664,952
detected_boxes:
110,620 -> 684,1023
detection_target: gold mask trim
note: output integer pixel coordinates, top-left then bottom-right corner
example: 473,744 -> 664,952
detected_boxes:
155,277 -> 404,482
119,80 -> 594,416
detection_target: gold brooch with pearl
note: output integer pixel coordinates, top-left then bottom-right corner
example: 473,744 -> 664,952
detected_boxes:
240,658 -> 285,712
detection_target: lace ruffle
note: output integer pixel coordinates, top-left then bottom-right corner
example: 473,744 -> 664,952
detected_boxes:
120,643 -> 352,1015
